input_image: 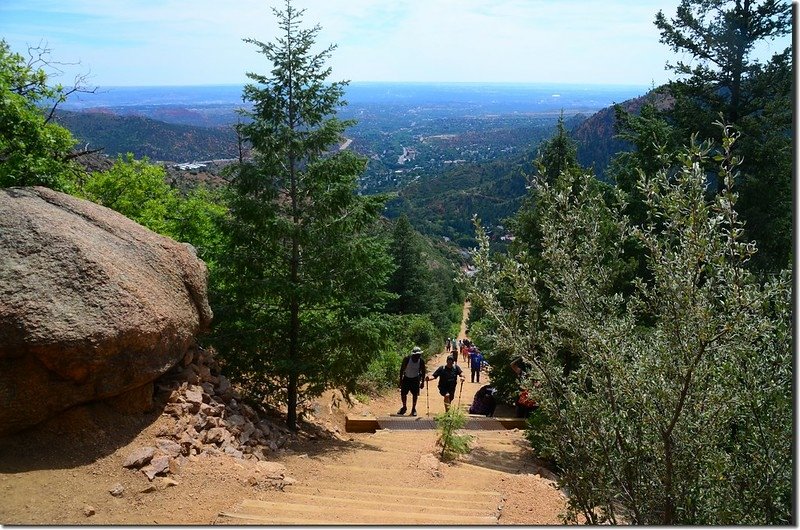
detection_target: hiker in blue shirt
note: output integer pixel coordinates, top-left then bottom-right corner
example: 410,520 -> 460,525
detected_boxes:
426,355 -> 465,411
468,347 -> 484,383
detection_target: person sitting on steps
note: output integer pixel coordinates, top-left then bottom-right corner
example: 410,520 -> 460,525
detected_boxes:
426,355 -> 465,411
397,346 -> 426,416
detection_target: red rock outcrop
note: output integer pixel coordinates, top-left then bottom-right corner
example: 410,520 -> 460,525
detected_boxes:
0,186 -> 213,436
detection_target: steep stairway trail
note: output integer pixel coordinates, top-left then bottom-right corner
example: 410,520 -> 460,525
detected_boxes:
216,428 -> 562,525
216,302 -> 566,524
351,300 -> 518,426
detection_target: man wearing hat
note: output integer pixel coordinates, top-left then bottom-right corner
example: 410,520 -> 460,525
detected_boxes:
426,355 -> 465,411
398,346 -> 426,416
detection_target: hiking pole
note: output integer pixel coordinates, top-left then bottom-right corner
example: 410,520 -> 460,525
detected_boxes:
426,380 -> 430,416
457,379 -> 464,408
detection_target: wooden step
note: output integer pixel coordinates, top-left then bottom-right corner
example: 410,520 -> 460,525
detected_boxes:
345,414 -> 528,433
258,490 -> 498,516
219,499 -> 498,525
303,465 -> 504,493
456,460 -> 536,476
286,482 -> 502,509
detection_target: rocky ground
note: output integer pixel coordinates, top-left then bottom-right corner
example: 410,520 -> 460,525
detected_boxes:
0,310 -> 568,525
0,345 -> 316,524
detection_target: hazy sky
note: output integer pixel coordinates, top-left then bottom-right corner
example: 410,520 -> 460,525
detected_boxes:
0,0 -> 791,87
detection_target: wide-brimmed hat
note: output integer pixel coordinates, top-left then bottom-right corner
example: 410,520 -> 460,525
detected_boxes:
411,346 -> 423,355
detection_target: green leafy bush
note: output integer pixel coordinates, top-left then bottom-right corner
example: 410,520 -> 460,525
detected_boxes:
0,40 -> 82,191
358,348 -> 402,394
468,126 -> 792,524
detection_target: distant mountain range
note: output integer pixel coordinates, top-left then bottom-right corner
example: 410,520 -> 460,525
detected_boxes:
58,82 -> 663,247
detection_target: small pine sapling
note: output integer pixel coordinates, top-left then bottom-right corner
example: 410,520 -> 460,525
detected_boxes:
434,408 -> 472,461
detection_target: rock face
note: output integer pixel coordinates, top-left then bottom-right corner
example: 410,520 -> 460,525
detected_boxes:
0,187 -> 213,436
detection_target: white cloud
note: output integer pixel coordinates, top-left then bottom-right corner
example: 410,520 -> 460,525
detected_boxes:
1,0 -> 791,86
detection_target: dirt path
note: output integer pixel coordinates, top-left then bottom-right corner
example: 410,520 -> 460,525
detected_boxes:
217,301 -> 567,524
363,300 -> 513,419
0,301 -> 568,525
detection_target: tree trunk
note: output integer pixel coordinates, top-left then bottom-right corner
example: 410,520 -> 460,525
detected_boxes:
662,432 -> 674,524
286,23 -> 299,431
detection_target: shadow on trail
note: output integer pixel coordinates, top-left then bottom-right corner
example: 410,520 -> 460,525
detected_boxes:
459,436 -> 558,480
0,399 -> 165,473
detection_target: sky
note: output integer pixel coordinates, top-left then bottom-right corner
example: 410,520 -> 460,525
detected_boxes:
0,0 -> 792,88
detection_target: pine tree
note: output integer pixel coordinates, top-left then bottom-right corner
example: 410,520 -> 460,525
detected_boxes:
655,0 -> 791,124
213,0 -> 393,430
387,214 -> 427,315
653,0 -> 792,272
534,113 -> 579,185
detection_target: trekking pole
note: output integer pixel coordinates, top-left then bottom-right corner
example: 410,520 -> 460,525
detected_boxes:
457,379 -> 464,408
425,379 -> 431,416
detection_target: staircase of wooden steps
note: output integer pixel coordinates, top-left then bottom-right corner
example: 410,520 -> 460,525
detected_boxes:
216,429 -> 543,525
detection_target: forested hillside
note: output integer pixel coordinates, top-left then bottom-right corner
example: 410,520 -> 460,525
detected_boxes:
385,154 -> 530,247
571,90 -> 673,181
0,0 -> 792,525
54,109 -> 239,161
466,0 -> 792,525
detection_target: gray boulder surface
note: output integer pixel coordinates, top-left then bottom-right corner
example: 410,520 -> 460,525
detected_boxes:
0,187 -> 212,436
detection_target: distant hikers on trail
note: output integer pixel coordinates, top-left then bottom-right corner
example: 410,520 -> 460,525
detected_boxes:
398,346 -> 426,416
395,336 -> 530,418
460,339 -> 470,364
426,355 -> 465,411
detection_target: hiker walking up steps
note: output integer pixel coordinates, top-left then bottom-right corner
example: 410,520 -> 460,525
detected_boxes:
469,347 -> 484,383
398,346 -> 426,416
426,355 -> 465,411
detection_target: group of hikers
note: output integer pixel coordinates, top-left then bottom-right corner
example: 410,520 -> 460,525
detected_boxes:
397,346 -> 470,417
397,339 -> 532,418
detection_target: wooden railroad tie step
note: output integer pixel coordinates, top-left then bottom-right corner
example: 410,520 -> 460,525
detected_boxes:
345,414 -> 527,433
284,483 -> 503,510
285,477 -> 503,500
256,490 -> 499,516
219,499 -> 499,525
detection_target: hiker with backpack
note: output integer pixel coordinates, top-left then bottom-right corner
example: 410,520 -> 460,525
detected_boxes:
468,347 -> 484,383
460,339 -> 470,364
398,346 -> 426,416
426,355 -> 465,411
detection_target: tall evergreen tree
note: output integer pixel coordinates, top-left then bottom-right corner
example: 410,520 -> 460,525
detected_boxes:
655,0 -> 791,125
387,214 -> 427,315
653,0 -> 792,272
213,0 -> 392,429
534,113 -> 579,185
512,114 -> 584,256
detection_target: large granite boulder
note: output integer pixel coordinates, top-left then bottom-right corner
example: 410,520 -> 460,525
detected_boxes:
0,187 -> 213,436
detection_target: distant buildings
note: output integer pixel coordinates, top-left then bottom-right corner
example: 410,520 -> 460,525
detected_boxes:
173,162 -> 207,171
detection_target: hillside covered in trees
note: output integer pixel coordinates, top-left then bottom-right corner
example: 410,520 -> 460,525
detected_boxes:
54,109 -> 239,162
0,0 -> 793,525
